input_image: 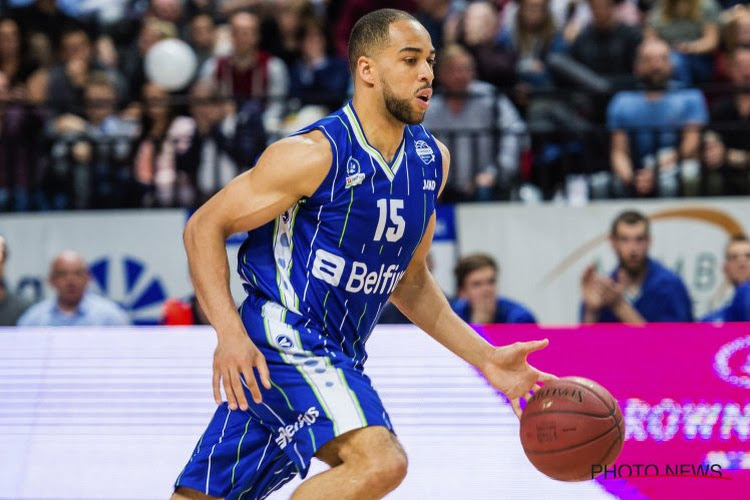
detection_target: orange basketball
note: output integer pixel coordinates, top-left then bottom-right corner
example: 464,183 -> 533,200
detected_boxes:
519,376 -> 625,481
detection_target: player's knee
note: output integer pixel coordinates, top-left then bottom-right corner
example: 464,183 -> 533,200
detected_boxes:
363,444 -> 408,489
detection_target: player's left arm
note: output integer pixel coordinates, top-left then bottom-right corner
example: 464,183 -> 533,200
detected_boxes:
389,139 -> 556,416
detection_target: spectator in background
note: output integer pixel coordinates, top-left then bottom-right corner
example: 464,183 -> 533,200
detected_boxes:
188,13 -> 218,70
646,0 -> 721,84
171,79 -> 266,203
10,0 -> 88,51
17,250 -> 130,326
703,47 -> 750,195
262,0 -> 310,66
702,234 -> 750,322
497,0 -> 568,90
0,69 -> 44,211
149,0 -> 189,37
726,252 -> 750,321
451,253 -> 536,324
288,17 -> 350,116
45,72 -> 139,209
424,44 -> 527,202
121,17 -> 178,105
133,81 -> 181,207
580,210 -> 693,323
607,38 -> 707,198
202,10 -> 289,133
333,0 -> 417,58
716,6 -> 750,81
454,1 -> 517,89
570,0 -> 642,89
34,27 -> 126,116
0,235 -> 32,326
413,0 -> 460,52
0,17 -> 36,93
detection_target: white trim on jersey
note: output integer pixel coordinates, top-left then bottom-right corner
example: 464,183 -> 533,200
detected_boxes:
273,205 -> 300,314
261,301 -> 367,436
343,103 -> 406,181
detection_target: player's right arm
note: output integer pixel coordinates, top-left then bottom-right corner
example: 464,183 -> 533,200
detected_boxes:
183,131 -> 332,410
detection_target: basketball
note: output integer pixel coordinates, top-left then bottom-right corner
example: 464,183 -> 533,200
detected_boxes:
519,376 -> 624,481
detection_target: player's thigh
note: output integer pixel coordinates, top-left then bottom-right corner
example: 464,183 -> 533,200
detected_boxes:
315,425 -> 406,469
172,486 -> 221,500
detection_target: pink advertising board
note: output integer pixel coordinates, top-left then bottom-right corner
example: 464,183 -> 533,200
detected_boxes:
478,323 -> 750,499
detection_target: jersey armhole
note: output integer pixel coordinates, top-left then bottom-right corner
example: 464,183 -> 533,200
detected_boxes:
291,125 -> 339,206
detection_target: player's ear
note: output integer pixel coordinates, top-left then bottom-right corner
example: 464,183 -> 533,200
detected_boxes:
357,56 -> 377,86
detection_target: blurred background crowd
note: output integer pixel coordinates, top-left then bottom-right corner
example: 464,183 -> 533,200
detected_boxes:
2,0 -> 750,211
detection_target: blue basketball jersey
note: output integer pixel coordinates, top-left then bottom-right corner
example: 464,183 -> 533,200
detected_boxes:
237,101 -> 443,367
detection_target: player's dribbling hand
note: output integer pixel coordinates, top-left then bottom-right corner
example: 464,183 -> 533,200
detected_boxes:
213,332 -> 271,410
480,339 -> 557,420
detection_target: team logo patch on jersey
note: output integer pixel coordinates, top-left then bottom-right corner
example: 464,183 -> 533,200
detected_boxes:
345,157 -> 365,188
414,140 -> 435,164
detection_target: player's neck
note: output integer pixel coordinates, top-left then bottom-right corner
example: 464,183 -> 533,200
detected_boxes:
351,96 -> 406,163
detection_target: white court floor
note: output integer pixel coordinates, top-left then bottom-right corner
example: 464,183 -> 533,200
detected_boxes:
0,326 -> 615,500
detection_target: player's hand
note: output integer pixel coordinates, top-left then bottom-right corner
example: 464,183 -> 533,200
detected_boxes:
480,340 -> 557,419
213,331 -> 271,410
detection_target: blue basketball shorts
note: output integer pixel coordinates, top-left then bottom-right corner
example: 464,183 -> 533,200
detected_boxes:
174,295 -> 394,500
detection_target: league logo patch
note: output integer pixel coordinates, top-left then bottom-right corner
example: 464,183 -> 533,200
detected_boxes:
414,140 -> 435,164
345,157 -> 365,188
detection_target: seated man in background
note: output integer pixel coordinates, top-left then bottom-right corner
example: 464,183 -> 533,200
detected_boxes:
607,38 -> 707,198
451,253 -> 536,324
571,0 -> 641,90
703,47 -> 750,196
0,235 -> 32,326
702,235 -> 750,323
423,44 -> 527,202
18,251 -> 130,327
581,210 -> 693,323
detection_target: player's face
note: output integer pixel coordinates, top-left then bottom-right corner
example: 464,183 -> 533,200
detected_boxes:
460,266 -> 498,306
50,258 -> 90,307
376,20 -> 435,125
725,241 -> 750,286
611,222 -> 650,276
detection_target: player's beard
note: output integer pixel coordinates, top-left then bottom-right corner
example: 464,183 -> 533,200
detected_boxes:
381,78 -> 425,125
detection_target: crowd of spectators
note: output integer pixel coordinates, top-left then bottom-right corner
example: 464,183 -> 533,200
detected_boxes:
1,0 -> 750,209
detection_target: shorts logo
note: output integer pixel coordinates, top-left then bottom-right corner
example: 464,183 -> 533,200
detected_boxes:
414,140 -> 435,164
275,406 -> 320,449
345,157 -> 365,189
423,179 -> 436,191
276,334 -> 294,349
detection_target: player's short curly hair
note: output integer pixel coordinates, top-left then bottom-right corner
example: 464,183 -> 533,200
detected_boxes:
348,8 -> 417,74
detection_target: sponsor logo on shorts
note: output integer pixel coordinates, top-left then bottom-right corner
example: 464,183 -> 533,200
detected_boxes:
423,179 -> 436,191
275,406 -> 320,449
311,248 -> 405,295
276,334 -> 294,349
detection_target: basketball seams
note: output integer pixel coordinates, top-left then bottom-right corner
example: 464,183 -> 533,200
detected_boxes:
522,409 -> 613,419
562,379 -> 616,412
525,423 -> 620,455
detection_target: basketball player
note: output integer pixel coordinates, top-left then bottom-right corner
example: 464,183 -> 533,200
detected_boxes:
173,9 -> 554,500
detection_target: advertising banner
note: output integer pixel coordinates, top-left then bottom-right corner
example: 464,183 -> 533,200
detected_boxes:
480,322 -> 750,499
